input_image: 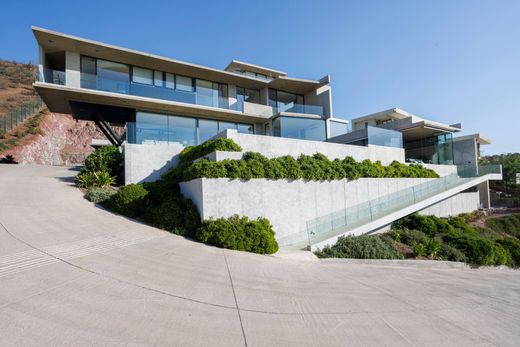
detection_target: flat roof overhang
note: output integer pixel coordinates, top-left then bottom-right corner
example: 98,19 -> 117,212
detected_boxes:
33,27 -> 325,95
401,123 -> 459,142
34,82 -> 272,124
224,60 -> 286,77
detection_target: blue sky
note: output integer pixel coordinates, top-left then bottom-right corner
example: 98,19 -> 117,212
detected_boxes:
1,0 -> 518,155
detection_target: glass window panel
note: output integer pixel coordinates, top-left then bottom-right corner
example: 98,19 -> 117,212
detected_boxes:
132,67 -> 153,85
277,91 -> 297,112
268,89 -> 277,109
165,73 -> 174,89
218,83 -> 228,108
196,79 -> 216,107
275,116 -> 325,141
154,71 -> 163,87
176,75 -> 193,92
245,71 -> 256,78
198,119 -> 218,143
169,115 -> 197,146
237,123 -> 254,134
296,95 -> 304,105
135,112 -> 168,144
80,56 -> 96,89
244,88 -> 260,104
96,59 -> 129,94
329,120 -> 349,138
367,126 -> 403,148
218,121 -> 237,132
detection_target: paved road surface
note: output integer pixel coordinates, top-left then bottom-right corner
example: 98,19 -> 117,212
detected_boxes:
0,165 -> 519,346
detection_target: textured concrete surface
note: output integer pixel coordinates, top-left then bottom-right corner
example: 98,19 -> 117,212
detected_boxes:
0,165 -> 519,346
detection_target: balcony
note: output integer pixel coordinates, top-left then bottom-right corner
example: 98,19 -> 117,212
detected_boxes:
37,68 -> 66,85
277,103 -> 324,117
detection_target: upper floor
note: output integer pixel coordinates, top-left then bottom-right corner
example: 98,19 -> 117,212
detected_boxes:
32,27 -> 335,123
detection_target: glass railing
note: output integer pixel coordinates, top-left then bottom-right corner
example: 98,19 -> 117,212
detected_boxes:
279,164 -> 502,249
278,103 -> 324,117
79,73 -> 230,110
367,125 -> 403,148
37,68 -> 66,85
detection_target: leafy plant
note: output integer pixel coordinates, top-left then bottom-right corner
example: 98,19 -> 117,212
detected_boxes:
413,243 -> 426,257
425,238 -> 441,258
179,138 -> 242,164
83,145 -> 122,181
75,170 -> 115,188
0,154 -> 18,164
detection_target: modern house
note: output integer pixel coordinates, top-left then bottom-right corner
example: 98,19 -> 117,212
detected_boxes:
32,27 -> 502,250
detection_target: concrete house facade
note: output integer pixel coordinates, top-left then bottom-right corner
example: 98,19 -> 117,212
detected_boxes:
32,27 -> 502,249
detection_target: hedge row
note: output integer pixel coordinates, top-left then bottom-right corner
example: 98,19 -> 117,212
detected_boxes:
178,152 -> 439,182
315,235 -> 402,259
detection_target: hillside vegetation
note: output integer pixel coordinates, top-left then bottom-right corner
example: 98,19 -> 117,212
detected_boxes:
0,60 -> 37,115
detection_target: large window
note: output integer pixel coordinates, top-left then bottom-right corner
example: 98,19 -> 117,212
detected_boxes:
80,56 -> 129,93
236,87 -> 260,111
132,112 -> 253,145
132,67 -> 153,85
269,89 -> 304,113
272,116 -> 325,141
196,79 -> 228,108
176,75 -> 194,92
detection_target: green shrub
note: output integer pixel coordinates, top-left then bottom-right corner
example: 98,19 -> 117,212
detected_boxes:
485,214 -> 520,238
196,215 -> 278,254
84,187 -> 116,204
179,138 -> 242,164
493,244 -> 509,266
497,237 -> 520,267
392,214 -> 454,237
443,230 -> 497,266
106,184 -> 149,217
388,228 -> 428,246
314,235 -> 403,259
83,145 -> 122,179
438,243 -> 467,262
144,196 -> 200,237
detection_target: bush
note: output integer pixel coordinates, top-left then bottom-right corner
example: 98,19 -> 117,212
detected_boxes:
144,196 -> 200,237
106,184 -> 149,217
438,243 -> 467,262
424,238 -> 441,258
83,145 -> 122,179
497,237 -> 520,267
413,243 -> 426,257
314,235 -> 403,259
443,230 -> 497,266
179,138 -> 242,164
392,214 -> 454,237
485,214 -> 520,238
196,215 -> 279,254
0,154 -> 18,164
84,187 -> 116,204
388,228 -> 428,246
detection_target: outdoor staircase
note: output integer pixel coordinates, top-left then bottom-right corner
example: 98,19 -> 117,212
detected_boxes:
278,165 -> 503,250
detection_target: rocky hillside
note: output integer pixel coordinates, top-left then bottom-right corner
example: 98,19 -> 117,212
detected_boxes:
0,59 -> 105,164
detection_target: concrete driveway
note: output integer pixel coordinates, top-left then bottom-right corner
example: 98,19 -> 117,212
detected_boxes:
0,165 -> 519,346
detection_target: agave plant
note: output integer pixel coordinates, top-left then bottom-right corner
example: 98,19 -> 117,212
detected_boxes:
93,171 -> 116,187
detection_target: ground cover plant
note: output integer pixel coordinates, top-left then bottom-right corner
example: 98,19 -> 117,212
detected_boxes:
316,212 -> 520,268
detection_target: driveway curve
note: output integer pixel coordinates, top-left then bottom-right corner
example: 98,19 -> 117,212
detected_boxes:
0,165 -> 519,346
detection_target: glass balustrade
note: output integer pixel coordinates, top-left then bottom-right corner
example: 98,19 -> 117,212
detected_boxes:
279,164 -> 502,249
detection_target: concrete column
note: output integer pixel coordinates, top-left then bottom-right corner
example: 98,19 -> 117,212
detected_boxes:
479,180 -> 491,208
65,51 -> 81,88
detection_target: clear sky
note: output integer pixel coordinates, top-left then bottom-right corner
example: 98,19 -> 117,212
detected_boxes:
1,0 -> 518,155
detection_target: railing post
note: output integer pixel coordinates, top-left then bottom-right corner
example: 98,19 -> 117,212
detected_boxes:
369,200 -> 373,221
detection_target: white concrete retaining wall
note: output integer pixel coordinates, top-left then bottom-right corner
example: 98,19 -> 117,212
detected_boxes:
180,177 -> 437,242
422,164 -> 458,177
420,191 -> 480,217
124,142 -> 184,184
215,129 -> 404,165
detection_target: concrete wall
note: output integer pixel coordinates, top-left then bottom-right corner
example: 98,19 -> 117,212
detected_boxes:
65,51 -> 81,88
215,129 -> 405,164
180,177 -> 435,243
124,142 -> 184,184
422,164 -> 458,177
304,85 -> 333,118
420,191 -> 480,217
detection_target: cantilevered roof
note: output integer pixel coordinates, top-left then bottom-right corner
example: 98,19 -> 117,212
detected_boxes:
224,60 -> 286,77
453,133 -> 491,145
32,27 -> 326,94
352,107 -> 462,134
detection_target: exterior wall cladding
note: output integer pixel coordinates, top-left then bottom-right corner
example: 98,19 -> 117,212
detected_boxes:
32,27 -> 499,248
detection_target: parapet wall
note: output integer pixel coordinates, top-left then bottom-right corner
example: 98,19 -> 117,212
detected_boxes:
215,129 -> 405,165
